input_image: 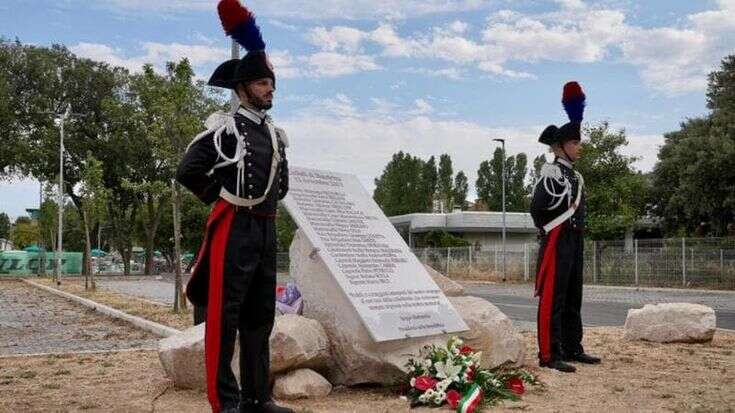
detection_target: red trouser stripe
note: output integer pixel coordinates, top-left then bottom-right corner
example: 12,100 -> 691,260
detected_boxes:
204,200 -> 236,413
536,226 -> 561,363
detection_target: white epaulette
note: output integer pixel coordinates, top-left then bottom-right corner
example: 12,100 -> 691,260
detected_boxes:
534,162 -> 572,211
186,111 -> 233,153
539,163 -> 562,181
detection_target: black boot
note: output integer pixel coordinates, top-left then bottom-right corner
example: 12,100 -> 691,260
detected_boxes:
240,400 -> 256,413
565,352 -> 601,364
540,359 -> 576,373
257,400 -> 294,413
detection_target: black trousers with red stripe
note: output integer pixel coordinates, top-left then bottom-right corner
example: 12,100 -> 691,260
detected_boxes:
536,226 -> 585,363
206,209 -> 278,411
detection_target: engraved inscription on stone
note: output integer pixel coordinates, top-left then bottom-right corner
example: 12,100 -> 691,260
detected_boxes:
284,167 -> 468,342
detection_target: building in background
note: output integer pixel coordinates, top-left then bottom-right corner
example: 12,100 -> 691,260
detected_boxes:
389,211 -> 537,249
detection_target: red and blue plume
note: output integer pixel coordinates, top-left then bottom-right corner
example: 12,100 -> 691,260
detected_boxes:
562,81 -> 585,123
217,0 -> 266,52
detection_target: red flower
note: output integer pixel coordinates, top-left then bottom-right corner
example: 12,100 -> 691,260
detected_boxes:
413,376 -> 438,391
446,389 -> 461,409
459,345 -> 474,355
275,285 -> 286,297
506,377 -> 525,395
466,367 -> 475,382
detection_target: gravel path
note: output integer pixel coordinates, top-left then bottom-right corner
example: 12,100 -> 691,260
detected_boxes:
0,280 -> 158,356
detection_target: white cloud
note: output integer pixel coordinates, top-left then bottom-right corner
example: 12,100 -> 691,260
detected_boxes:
405,67 -> 466,80
306,26 -> 367,53
449,20 -> 470,34
70,42 -> 228,73
303,52 -> 380,77
410,99 -> 434,115
97,0 -> 496,20
268,19 -> 299,32
281,106 -> 543,199
619,27 -> 710,94
619,133 -> 665,172
297,0 -> 734,92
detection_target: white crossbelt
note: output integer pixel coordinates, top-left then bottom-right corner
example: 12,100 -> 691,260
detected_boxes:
543,171 -> 584,233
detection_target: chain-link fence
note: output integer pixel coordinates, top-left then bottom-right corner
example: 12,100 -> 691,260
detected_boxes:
275,237 -> 735,290
405,237 -> 735,290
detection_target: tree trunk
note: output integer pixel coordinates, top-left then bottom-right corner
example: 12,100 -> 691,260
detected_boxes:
171,181 -> 186,312
144,193 -> 166,276
82,210 -> 94,290
122,246 -> 131,276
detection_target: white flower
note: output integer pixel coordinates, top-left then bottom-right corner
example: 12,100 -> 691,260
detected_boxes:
410,377 -> 416,388
422,358 -> 433,369
433,391 -> 446,404
436,379 -> 451,392
418,394 -> 428,403
434,361 -> 462,381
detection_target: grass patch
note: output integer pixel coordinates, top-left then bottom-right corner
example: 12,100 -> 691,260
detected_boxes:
34,278 -> 193,331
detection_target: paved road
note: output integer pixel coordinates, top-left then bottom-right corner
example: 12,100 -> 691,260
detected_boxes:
465,283 -> 735,332
98,276 -> 735,332
0,280 -> 157,356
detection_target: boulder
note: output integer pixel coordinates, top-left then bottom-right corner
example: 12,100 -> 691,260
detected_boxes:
270,314 -> 331,374
158,323 -> 235,390
159,314 -> 330,390
272,368 -> 332,400
289,230 -> 524,385
423,264 -> 465,296
448,296 -> 525,368
624,303 -> 716,343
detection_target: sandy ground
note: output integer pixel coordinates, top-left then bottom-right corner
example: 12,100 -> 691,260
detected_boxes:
2,327 -> 733,413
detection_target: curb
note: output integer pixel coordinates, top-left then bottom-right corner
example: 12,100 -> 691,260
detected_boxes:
23,279 -> 182,338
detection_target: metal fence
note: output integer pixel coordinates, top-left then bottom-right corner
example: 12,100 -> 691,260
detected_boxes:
403,237 -> 735,290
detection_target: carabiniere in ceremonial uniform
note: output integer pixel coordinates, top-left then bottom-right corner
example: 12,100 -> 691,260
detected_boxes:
176,1 -> 293,412
530,81 -> 601,373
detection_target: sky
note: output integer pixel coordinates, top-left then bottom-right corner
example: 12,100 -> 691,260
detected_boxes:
1,0 -> 734,219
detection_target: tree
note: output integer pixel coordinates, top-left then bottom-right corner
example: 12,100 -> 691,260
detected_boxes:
421,156 -> 438,211
276,205 -> 297,252
1,41 -> 126,277
576,122 -> 649,239
11,217 -> 39,250
531,154 -> 547,185
79,153 -> 108,289
506,153 -> 530,211
142,60 -> 221,312
437,154 -> 454,212
651,56 -> 735,236
452,172 -> 468,210
373,151 -> 431,216
476,148 -> 530,212
0,212 -> 10,239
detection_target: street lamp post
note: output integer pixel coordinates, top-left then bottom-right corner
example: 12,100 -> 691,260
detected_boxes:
493,138 -> 507,282
54,105 -> 71,285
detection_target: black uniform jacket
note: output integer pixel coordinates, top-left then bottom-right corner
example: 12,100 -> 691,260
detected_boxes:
175,107 -> 289,306
176,107 -> 289,215
530,157 -> 585,234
